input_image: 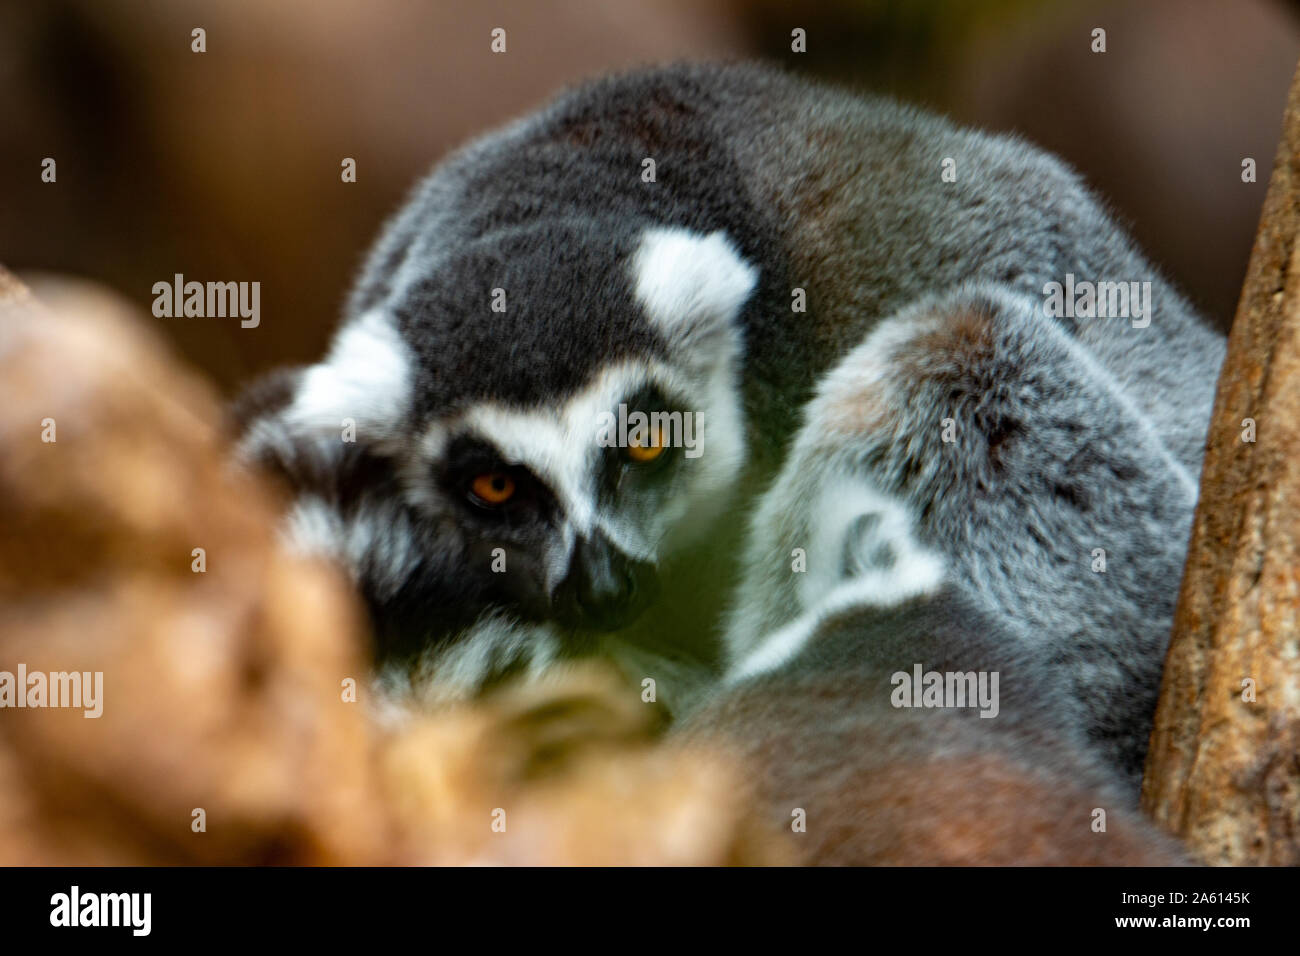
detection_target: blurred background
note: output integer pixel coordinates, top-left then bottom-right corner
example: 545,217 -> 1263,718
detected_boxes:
2,0 -> 1297,393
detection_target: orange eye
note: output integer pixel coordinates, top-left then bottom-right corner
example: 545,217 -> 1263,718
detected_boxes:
627,426 -> 666,463
470,472 -> 516,505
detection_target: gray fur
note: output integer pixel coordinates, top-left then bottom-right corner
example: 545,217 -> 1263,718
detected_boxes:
721,283 -> 1201,787
680,587 -> 1187,863
233,63 -> 1223,712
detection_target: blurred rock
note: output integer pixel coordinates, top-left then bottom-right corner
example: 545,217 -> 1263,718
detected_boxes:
0,268 -> 382,864
379,666 -> 787,865
0,269 -> 782,865
1142,60 -> 1300,866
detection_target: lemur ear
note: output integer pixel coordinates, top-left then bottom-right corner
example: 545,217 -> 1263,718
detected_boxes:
287,309 -> 414,442
234,309 -> 414,466
630,227 -> 758,359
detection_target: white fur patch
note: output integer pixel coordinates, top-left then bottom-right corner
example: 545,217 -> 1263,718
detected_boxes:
372,613 -> 562,716
282,495 -> 421,602
282,308 -> 414,444
631,227 -> 759,349
727,556 -> 945,685
798,478 -> 934,610
282,496 -> 346,563
727,479 -> 946,684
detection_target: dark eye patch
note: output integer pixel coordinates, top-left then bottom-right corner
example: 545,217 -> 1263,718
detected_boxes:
440,433 -> 556,522
599,385 -> 690,494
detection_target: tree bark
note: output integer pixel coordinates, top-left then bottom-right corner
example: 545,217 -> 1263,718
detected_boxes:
1142,60 -> 1300,865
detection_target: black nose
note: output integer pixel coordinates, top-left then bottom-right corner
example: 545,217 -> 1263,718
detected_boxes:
559,532 -> 656,631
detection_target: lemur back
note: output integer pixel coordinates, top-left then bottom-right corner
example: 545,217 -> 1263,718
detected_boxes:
677,285 -> 1195,859
709,284 -> 1200,790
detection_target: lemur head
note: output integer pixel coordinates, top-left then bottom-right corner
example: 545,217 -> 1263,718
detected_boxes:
236,221 -> 758,662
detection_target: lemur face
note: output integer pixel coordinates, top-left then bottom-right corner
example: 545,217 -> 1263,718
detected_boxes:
237,224 -> 757,661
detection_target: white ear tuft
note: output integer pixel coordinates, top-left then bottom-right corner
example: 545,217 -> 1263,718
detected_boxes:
631,227 -> 758,348
283,308 -> 414,441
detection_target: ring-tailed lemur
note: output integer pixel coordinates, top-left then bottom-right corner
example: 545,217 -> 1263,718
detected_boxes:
678,285 -> 1192,858
233,63 -> 1223,713
720,283 -> 1200,784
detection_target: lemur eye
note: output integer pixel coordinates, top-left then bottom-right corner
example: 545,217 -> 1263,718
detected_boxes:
626,424 -> 667,463
470,472 -> 516,505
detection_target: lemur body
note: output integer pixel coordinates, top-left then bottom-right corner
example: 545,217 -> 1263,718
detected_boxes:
684,594 -> 1187,863
235,65 -> 1223,763
680,288 -> 1193,858
719,285 -> 1202,783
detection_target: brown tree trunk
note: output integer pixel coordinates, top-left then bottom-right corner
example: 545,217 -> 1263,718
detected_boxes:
1142,60 -> 1300,865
